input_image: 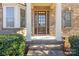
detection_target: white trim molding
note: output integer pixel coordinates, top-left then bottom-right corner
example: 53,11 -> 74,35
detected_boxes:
15,4 -> 20,28
2,3 -> 20,28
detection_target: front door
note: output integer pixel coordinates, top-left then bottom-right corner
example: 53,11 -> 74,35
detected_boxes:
34,11 -> 49,35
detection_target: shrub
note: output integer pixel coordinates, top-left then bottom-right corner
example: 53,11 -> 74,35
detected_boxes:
0,34 -> 25,56
69,35 -> 79,56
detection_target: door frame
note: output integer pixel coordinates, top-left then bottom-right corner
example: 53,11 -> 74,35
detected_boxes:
33,11 -> 49,35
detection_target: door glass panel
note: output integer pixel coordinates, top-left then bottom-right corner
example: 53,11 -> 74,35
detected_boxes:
34,11 -> 49,35
38,14 -> 46,34
38,15 -> 45,27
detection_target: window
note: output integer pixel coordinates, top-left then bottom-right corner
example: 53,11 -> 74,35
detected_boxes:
20,9 -> 25,27
63,10 -> 72,27
6,7 -> 14,27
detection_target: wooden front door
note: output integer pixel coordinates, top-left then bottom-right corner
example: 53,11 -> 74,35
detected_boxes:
34,11 -> 49,35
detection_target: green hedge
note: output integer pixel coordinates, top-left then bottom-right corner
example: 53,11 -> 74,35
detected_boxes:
0,34 -> 25,56
69,35 -> 79,56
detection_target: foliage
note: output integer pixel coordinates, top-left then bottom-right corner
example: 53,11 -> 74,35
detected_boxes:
0,34 -> 25,56
69,35 -> 79,56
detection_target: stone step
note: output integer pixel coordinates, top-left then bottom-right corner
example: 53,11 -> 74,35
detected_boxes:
27,49 -> 64,56
30,40 -> 64,44
29,44 -> 63,50
64,51 -> 72,56
26,40 -> 64,56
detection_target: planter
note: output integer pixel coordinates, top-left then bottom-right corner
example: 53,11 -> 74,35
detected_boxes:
63,37 -> 71,55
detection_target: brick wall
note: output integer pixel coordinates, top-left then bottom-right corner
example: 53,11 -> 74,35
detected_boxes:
49,8 -> 55,36
48,3 -> 79,37
0,3 -> 2,30
0,3 -> 79,37
32,4 -> 79,37
62,4 -> 79,37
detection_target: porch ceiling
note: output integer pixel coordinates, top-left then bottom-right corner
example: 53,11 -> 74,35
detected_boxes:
32,3 -> 52,6
32,3 -> 56,9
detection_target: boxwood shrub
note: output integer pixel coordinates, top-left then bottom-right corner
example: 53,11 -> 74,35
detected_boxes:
69,35 -> 79,56
0,34 -> 25,56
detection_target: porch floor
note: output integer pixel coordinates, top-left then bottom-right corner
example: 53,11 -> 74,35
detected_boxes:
31,35 -> 56,40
